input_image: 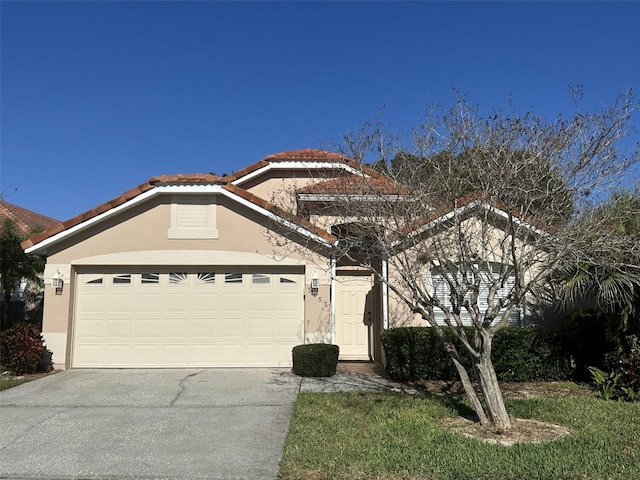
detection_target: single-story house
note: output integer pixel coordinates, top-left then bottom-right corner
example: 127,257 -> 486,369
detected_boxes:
22,149 -> 536,370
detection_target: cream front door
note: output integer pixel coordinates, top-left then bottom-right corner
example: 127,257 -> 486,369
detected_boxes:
335,273 -> 373,360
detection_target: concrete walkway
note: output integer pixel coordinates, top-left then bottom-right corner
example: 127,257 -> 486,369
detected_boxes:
299,361 -> 401,393
0,365 -> 396,480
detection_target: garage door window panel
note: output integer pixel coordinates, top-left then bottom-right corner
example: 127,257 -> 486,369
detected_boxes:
141,273 -> 160,285
252,273 -> 270,284
169,272 -> 189,285
225,273 -> 243,284
85,275 -> 104,285
196,272 -> 216,285
113,274 -> 132,285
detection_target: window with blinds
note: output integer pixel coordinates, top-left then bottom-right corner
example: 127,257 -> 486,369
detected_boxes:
431,263 -> 521,326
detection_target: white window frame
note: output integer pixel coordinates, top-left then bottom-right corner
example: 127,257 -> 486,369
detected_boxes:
430,263 -> 521,326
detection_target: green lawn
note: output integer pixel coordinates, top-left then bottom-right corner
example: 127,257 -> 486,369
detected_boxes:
278,390 -> 640,480
0,377 -> 30,391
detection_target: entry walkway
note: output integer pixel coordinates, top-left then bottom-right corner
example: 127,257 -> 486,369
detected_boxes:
298,361 -> 404,393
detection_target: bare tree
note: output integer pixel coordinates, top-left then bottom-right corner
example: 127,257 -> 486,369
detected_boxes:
269,89 -> 639,431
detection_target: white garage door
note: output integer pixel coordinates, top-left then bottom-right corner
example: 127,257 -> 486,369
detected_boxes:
73,269 -> 304,367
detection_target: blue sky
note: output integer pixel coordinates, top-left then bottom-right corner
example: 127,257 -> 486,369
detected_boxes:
1,1 -> 639,221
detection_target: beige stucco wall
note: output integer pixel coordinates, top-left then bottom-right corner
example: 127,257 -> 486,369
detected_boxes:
41,192 -> 334,368
384,214 -> 545,329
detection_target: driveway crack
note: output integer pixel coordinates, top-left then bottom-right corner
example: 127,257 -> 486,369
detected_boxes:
169,370 -> 203,407
0,409 -> 65,451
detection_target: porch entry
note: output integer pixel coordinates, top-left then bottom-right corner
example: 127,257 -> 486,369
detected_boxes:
335,272 -> 373,360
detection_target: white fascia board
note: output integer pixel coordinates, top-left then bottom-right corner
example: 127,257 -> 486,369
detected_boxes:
231,161 -> 367,186
25,185 -> 224,254
482,203 -> 550,237
26,183 -> 333,254
26,187 -> 159,254
390,200 -> 548,249
218,188 -> 334,247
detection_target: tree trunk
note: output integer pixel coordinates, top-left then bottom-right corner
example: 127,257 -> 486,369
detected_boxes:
474,333 -> 512,431
449,353 -> 489,425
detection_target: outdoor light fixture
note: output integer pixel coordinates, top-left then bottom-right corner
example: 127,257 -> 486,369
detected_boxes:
310,271 -> 319,296
52,270 -> 64,295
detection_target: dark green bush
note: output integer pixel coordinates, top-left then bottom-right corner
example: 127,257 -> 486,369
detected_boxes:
292,343 -> 339,377
492,328 -> 573,381
562,308 -> 614,380
0,323 -> 45,375
381,326 -> 573,382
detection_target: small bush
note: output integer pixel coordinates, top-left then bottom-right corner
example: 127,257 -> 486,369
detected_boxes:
0,323 -> 45,375
292,344 -> 339,377
591,337 -> 640,402
381,326 -> 573,382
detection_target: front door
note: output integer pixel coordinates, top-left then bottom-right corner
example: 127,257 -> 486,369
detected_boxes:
335,273 -> 373,360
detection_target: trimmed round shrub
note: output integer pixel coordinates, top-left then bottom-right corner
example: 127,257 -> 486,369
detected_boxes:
0,323 -> 45,375
292,343 -> 339,377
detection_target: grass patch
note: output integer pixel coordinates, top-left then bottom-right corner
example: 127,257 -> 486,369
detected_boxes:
0,377 -> 30,391
278,391 -> 640,480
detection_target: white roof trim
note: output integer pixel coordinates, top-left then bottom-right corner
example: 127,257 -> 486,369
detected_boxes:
231,161 -> 367,186
218,188 -> 333,246
25,184 -> 333,254
391,200 -> 548,248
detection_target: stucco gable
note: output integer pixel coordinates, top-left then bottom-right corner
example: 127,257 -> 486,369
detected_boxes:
23,177 -> 337,255
395,191 -> 550,249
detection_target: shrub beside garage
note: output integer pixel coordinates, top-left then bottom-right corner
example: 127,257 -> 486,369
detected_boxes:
0,323 -> 47,375
292,344 -> 340,377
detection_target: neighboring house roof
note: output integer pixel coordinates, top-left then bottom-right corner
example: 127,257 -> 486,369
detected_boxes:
0,200 -> 60,236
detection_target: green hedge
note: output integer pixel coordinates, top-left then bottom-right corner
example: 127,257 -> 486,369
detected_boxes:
292,343 -> 340,377
381,326 -> 573,382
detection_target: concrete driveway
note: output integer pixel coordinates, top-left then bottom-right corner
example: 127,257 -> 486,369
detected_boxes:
0,369 -> 301,480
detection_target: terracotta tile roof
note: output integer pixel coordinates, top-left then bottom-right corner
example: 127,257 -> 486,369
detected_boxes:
221,160 -> 271,183
223,149 -> 367,184
21,179 -> 158,250
0,201 -> 60,236
21,168 -> 338,251
149,173 -> 224,185
296,174 -> 409,196
263,148 -> 348,162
